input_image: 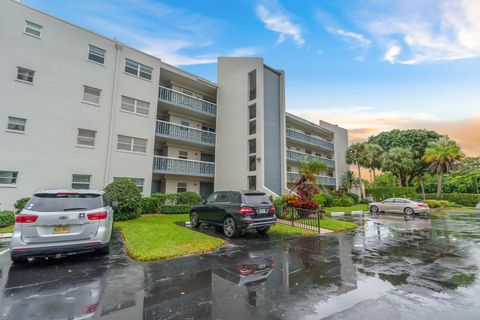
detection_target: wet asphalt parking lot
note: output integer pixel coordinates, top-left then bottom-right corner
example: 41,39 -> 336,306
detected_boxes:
1,211 -> 480,320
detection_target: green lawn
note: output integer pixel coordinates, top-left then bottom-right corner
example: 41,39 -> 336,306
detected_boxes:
115,214 -> 224,261
324,204 -> 368,214
301,217 -> 357,232
269,223 -> 317,236
0,225 -> 14,234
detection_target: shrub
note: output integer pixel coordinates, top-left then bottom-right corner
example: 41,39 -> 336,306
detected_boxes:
104,178 -> 142,221
423,193 -> 479,207
424,200 -> 452,208
151,193 -> 177,205
366,187 -> 417,201
311,193 -> 334,207
14,197 -> 30,213
0,211 -> 15,228
160,204 -> 192,214
331,196 -> 354,207
345,192 -> 359,204
140,197 -> 160,214
296,183 -> 317,201
175,192 -> 202,205
271,196 -> 285,207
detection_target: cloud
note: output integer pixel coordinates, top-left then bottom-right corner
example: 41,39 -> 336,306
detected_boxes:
288,106 -> 480,156
335,29 -> 371,47
255,3 -> 304,46
363,0 -> 480,64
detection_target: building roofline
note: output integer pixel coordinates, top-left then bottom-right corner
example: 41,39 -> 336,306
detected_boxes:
285,112 -> 334,135
160,62 -> 217,88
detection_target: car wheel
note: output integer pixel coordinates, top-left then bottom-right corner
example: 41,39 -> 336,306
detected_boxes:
223,217 -> 238,238
404,207 -> 414,216
370,205 -> 379,214
257,227 -> 270,234
190,211 -> 200,229
11,256 -> 27,264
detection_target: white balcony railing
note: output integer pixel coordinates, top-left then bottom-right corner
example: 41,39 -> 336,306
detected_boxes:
286,128 -> 334,151
287,172 -> 336,186
158,86 -> 217,117
286,150 -> 335,168
153,156 -> 215,177
156,120 -> 215,146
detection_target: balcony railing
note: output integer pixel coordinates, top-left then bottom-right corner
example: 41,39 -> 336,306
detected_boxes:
287,172 -> 336,186
159,86 -> 217,117
286,128 -> 334,151
156,120 -> 215,146
286,150 -> 335,168
153,156 -> 215,177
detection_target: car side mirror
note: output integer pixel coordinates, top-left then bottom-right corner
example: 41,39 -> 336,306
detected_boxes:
202,200 -> 207,205
111,201 -> 118,208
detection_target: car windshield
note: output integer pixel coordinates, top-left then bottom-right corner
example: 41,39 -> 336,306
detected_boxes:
25,193 -> 103,212
243,193 -> 271,206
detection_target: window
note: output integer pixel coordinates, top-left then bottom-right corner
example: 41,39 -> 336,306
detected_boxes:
83,86 -> 101,104
0,171 -> 18,185
7,116 -> 26,132
248,176 -> 256,191
77,129 -> 96,147
114,177 -> 144,192
120,96 -> 150,115
178,151 -> 188,159
177,182 -> 187,193
248,70 -> 256,101
248,139 -> 256,154
17,67 -> 34,83
215,192 -> 230,203
248,104 -> 256,120
249,119 -> 256,135
180,120 -> 190,127
124,59 -> 153,80
117,135 -> 147,153
88,45 -> 106,64
202,124 -> 215,132
72,174 -> 91,189
206,192 -> 218,203
249,155 -> 256,171
24,21 -> 42,37
248,104 -> 256,135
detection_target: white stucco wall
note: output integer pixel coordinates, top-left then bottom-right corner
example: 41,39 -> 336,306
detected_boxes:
318,121 -> 349,189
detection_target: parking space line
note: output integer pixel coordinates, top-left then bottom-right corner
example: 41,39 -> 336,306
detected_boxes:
0,248 -> 10,255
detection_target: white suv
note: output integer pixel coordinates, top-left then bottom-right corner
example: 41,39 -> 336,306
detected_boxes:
10,189 -> 114,263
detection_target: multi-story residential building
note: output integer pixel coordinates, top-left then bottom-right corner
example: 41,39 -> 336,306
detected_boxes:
0,0 -> 348,210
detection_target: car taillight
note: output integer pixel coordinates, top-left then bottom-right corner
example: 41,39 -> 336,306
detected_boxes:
268,206 -> 276,214
417,203 -> 426,207
83,303 -> 99,314
15,214 -> 38,223
238,207 -> 255,215
238,265 -> 255,276
87,211 -> 108,220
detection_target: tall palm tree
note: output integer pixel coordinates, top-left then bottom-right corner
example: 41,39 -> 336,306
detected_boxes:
289,159 -> 329,195
422,137 -> 465,199
341,170 -> 358,191
363,143 -> 383,181
346,143 -> 368,199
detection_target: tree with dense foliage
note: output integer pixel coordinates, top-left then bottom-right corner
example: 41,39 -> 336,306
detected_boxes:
346,142 -> 368,199
104,178 -> 142,221
421,138 -> 465,199
341,170 -> 358,191
381,147 -> 415,187
362,143 -> 383,181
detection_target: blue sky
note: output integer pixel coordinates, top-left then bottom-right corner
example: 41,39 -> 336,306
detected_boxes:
24,0 -> 480,154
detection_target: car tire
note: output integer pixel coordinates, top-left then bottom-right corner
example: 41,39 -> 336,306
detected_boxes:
223,217 -> 238,238
190,211 -> 200,229
257,227 -> 270,234
11,256 -> 27,264
404,207 -> 414,216
370,205 -> 379,214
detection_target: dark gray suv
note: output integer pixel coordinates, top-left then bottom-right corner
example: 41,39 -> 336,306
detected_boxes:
190,191 -> 276,237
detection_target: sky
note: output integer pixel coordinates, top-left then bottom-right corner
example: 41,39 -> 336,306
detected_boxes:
23,0 -> 480,155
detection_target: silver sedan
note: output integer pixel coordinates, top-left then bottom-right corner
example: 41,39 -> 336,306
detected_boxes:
369,198 -> 429,215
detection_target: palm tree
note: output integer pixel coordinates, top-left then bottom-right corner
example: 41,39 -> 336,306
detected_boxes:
381,147 -> 415,187
363,144 -> 383,181
346,142 -> 368,199
422,137 -> 465,199
341,170 -> 358,191
289,159 -> 329,195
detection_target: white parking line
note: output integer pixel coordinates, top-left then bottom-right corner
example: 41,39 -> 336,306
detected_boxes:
0,248 -> 10,255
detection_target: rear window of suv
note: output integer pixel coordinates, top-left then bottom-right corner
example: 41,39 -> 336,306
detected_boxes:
242,193 -> 271,206
25,193 -> 104,212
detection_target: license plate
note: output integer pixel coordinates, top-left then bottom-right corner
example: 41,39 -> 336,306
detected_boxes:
53,226 -> 70,234
257,209 -> 268,214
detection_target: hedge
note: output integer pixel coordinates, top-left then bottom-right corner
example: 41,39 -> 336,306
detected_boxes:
423,193 -> 479,207
140,197 -> 159,214
151,192 -> 201,206
0,211 -> 15,228
160,204 -> 192,214
331,196 -> 354,207
366,187 -> 417,201
14,197 -> 30,213
104,179 -> 142,221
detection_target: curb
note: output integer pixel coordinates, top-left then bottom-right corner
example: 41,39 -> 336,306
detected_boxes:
0,233 -> 12,239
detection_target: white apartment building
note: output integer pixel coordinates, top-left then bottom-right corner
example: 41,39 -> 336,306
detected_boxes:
0,0 -> 348,210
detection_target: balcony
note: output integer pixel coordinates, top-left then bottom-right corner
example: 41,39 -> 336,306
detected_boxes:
287,172 -> 336,187
153,156 -> 215,177
286,128 -> 334,151
156,120 -> 215,147
158,86 -> 217,117
287,150 -> 335,168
